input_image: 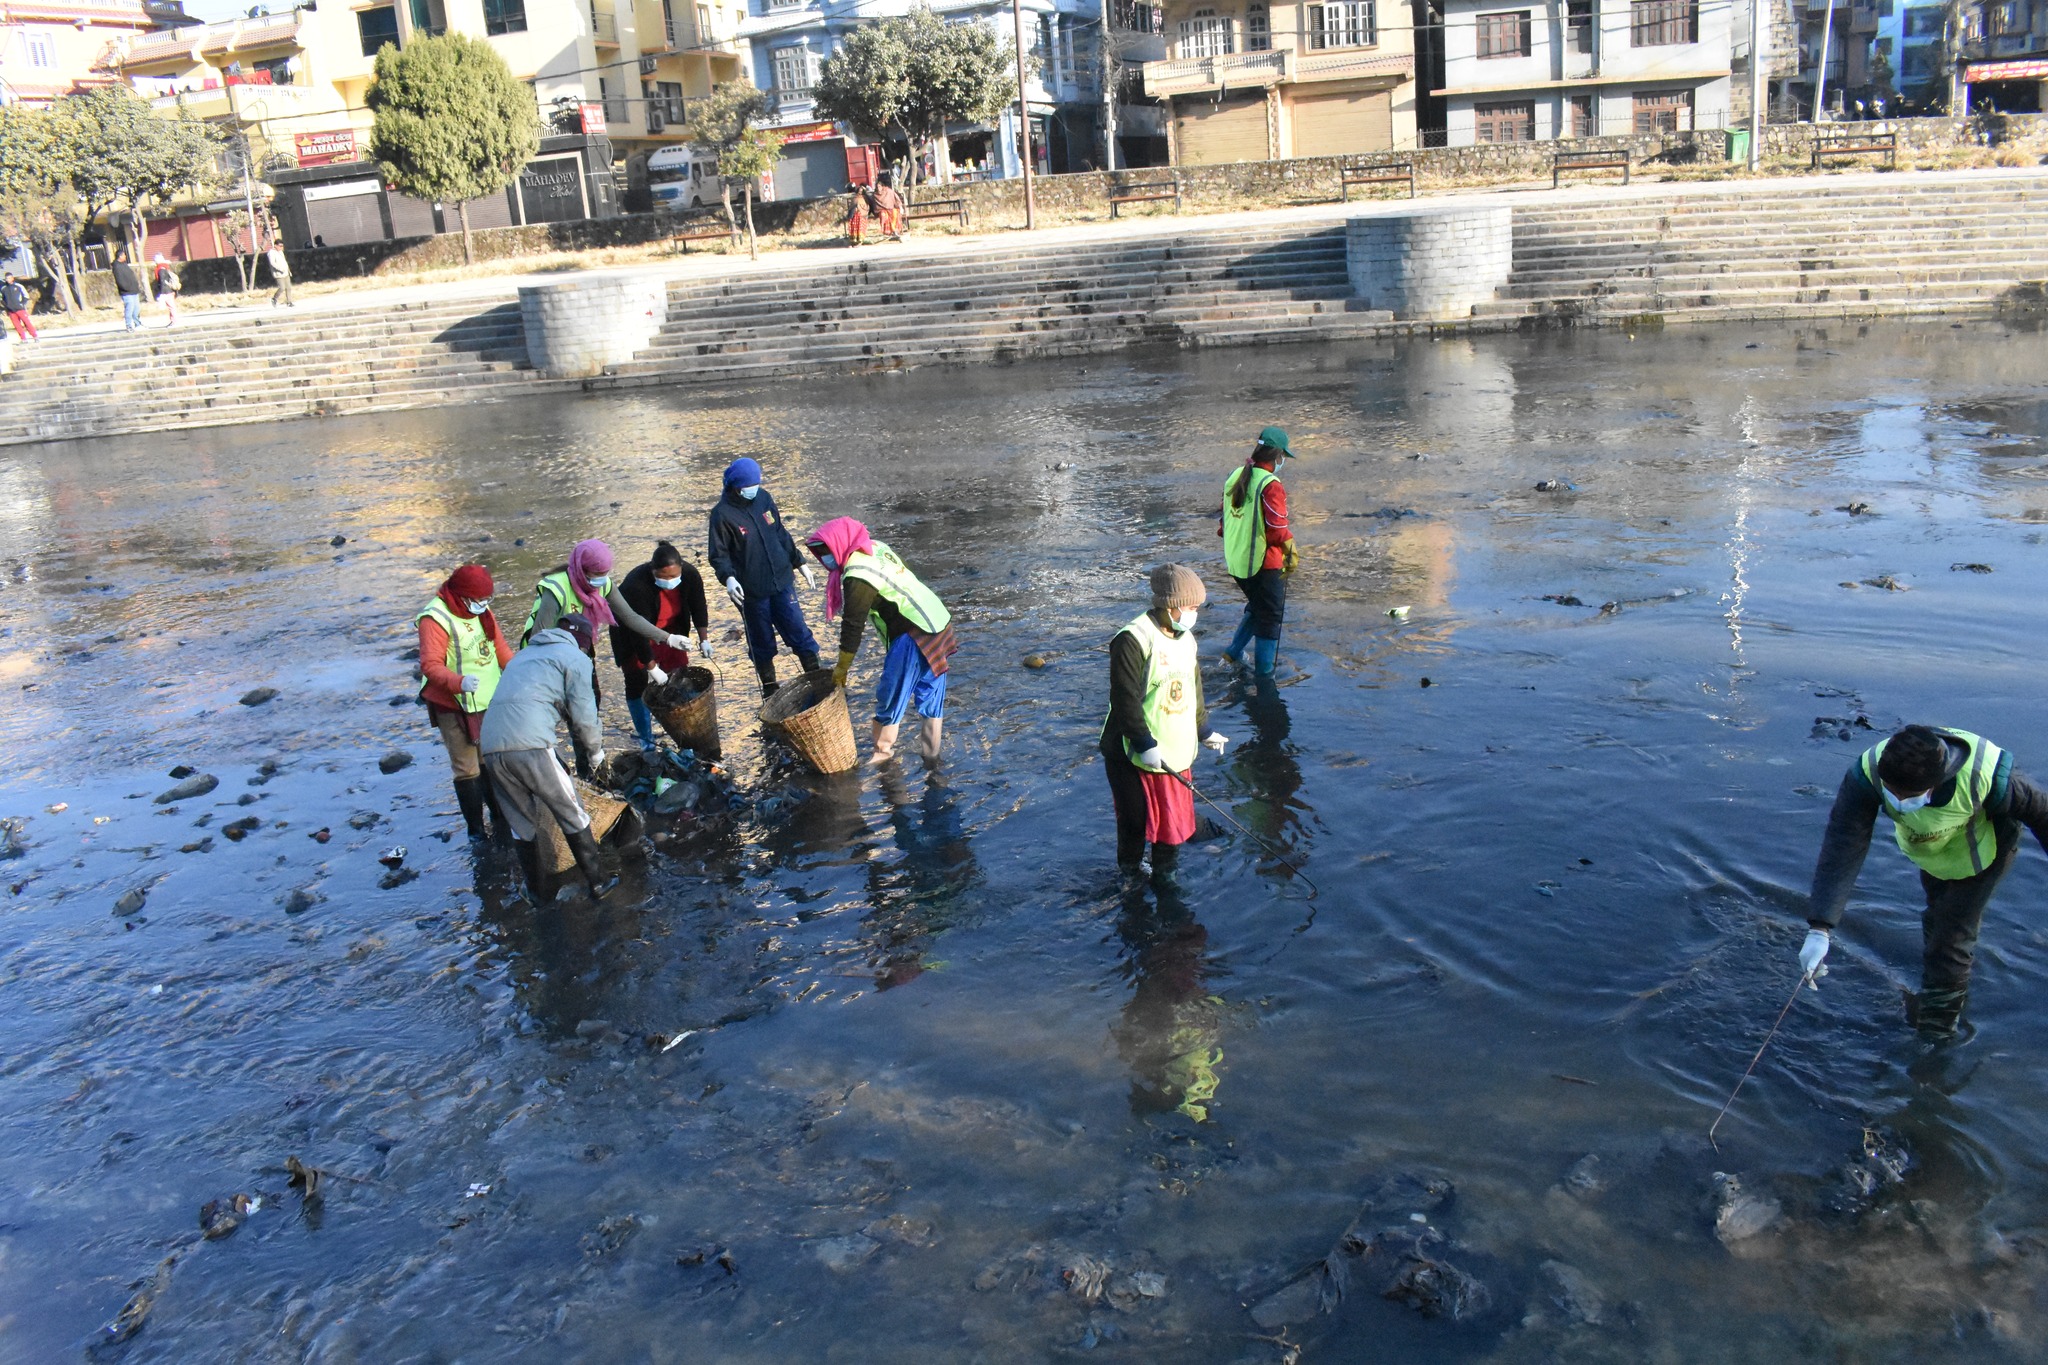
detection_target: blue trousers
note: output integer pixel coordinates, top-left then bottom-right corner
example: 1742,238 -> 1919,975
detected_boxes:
121,293 -> 142,330
741,586 -> 819,665
873,632 -> 946,723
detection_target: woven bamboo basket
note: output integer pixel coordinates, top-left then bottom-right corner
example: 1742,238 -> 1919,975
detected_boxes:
536,776 -> 630,874
647,667 -> 721,758
757,668 -> 858,774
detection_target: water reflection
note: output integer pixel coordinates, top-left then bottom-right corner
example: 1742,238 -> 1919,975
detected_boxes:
1115,876 -> 1226,1124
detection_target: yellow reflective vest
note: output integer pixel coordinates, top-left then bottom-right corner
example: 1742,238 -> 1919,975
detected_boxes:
1859,728 -> 2003,880
415,598 -> 502,714
1102,611 -> 1198,773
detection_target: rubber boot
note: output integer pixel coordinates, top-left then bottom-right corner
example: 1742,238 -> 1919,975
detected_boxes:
756,658 -> 779,698
477,768 -> 508,842
869,721 -> 899,765
565,824 -> 618,901
1224,610 -> 1257,667
453,776 -> 488,842
1253,636 -> 1279,677
514,838 -> 553,906
797,650 -> 822,676
1149,840 -> 1181,884
627,697 -> 658,752
916,715 -> 944,761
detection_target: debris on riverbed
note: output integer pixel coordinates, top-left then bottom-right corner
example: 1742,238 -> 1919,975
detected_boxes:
1541,594 -> 1586,607
1021,653 -> 1049,669
112,886 -> 148,915
347,811 -> 381,831
1710,1172 -> 1783,1247
1812,713 -> 1877,741
199,1193 -> 260,1240
221,817 -> 262,841
1824,1125 -> 1916,1218
1837,502 -> 1875,515
378,846 -> 406,868
309,827 -> 330,843
1860,575 -> 1910,591
238,687 -> 278,707
1535,480 -> 1578,493
1,817 -> 24,860
282,884 -> 323,915
98,1248 -> 182,1348
1951,562 -> 1994,573
811,1233 -> 879,1272
154,772 -> 217,804
378,750 -> 413,775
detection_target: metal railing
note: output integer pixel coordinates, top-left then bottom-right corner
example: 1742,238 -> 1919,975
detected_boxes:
591,6 -> 619,42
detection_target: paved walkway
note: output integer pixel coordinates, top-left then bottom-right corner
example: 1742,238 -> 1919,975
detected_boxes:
38,165 -> 2048,343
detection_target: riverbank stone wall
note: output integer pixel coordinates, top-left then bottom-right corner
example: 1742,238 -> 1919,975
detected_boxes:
518,273 -> 667,379
1346,206 -> 1513,321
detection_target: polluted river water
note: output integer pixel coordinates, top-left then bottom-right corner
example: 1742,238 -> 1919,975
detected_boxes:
4,319 -> 2048,1362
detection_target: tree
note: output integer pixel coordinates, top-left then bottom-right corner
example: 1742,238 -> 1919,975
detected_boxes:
816,7 -> 1021,185
718,126 -> 786,260
680,80 -> 774,241
0,104 -> 81,312
60,87 -> 162,270
126,113 -> 226,257
367,32 -> 540,265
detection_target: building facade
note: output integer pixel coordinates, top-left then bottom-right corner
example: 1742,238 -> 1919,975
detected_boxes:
1956,0 -> 2048,110
1435,0 -> 1730,143
0,0 -> 187,107
1140,0 -> 1419,163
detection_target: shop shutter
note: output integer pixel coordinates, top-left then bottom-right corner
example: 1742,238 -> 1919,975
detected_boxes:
771,138 -> 849,201
1290,87 -> 1393,157
1173,91 -> 1270,164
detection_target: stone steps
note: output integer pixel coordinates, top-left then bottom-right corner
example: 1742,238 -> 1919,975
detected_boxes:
1504,258 -> 2048,296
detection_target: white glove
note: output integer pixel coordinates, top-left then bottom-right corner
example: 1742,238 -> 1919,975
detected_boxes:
590,749 -> 607,769
1134,745 -> 1164,771
458,674 -> 481,694
647,665 -> 668,686
1799,928 -> 1830,980
1202,732 -> 1230,754
696,636 -> 713,661
725,577 -> 745,607
799,564 -> 817,589
665,633 -> 690,650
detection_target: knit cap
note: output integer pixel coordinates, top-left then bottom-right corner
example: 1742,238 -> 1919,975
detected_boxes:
1150,564 -> 1206,612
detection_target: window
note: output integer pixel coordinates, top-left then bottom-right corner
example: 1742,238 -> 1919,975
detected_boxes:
1903,6 -> 1943,36
1245,1 -> 1271,48
1631,87 -> 1692,131
23,31 -> 54,67
772,44 -> 813,96
1901,40 -> 1938,77
661,0 -> 677,43
1569,92 -> 1596,135
1566,0 -> 1593,52
254,54 -> 295,83
696,3 -> 712,39
410,0 -> 446,33
1308,1 -> 1375,47
1992,0 -> 2024,32
1629,0 -> 1694,45
1178,10 -> 1233,56
1113,0 -> 1162,30
1474,99 -> 1535,140
483,0 -> 526,33
355,5 -> 399,56
1475,10 -> 1530,56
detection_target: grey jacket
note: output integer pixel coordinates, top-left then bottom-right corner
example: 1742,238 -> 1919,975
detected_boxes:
479,628 -> 600,757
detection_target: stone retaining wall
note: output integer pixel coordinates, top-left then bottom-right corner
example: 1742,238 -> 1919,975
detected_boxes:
518,272 -> 668,379
1347,207 -> 1513,321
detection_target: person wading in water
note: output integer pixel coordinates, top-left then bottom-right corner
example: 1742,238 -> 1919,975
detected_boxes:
414,563 -> 512,841
805,517 -> 957,765
706,457 -> 822,697
610,541 -> 711,754
1218,426 -> 1298,677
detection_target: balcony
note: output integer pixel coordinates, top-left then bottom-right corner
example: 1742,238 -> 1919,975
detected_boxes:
591,5 -> 619,44
1141,46 -> 1410,95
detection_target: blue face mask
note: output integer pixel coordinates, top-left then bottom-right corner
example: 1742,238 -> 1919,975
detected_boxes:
738,485 -> 760,501
588,575 -> 610,593
654,575 -> 681,592
815,552 -> 837,571
1888,789 -> 1933,813
462,599 -> 490,616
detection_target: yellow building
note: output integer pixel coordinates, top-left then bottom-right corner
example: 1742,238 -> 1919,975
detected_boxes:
1141,0 -> 1418,163
0,0 -> 189,107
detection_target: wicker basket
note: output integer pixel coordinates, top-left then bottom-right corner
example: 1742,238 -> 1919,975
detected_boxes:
757,668 -> 858,774
535,776 -> 631,874
647,667 -> 721,758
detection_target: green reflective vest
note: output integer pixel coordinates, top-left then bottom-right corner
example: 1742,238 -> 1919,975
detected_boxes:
1222,465 -> 1277,579
844,541 -> 949,645
1102,611 -> 1198,773
1859,728 -> 2002,880
520,570 -> 578,646
415,598 -> 502,714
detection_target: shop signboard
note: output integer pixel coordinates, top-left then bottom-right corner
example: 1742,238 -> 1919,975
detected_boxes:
294,129 -> 357,167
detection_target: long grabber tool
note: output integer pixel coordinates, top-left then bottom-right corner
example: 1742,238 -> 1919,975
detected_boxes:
1170,770 -> 1319,902
1707,967 -> 1817,1151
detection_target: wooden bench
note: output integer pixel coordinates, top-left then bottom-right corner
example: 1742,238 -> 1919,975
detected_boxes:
1108,175 -> 1182,218
904,196 -> 969,228
669,223 -> 731,253
1811,130 -> 1897,169
1553,148 -> 1630,187
1340,157 -> 1416,200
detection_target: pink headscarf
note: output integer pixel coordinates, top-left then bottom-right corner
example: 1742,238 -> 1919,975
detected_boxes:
806,517 -> 872,621
568,539 -> 616,627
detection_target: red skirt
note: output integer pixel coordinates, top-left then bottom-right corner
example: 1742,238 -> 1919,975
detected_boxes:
1138,768 -> 1195,845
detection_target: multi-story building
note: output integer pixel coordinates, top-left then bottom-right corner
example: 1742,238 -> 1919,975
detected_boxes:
0,0 -> 189,107
1956,0 -> 2048,110
1435,0 -> 1731,143
1879,0 -> 1951,108
1139,0 -> 1419,163
1779,0 -> 1879,117
738,0 -> 1116,199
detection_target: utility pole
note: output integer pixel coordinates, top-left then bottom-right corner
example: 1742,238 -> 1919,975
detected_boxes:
1012,0 -> 1037,229
1812,0 -> 1835,121
1748,0 -> 1765,168
1100,0 -> 1118,171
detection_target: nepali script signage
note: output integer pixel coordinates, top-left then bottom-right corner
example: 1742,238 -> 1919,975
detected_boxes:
779,121 -> 839,144
294,129 -> 357,167
1964,58 -> 2048,81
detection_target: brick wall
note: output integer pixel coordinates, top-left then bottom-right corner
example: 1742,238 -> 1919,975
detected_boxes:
518,273 -> 669,379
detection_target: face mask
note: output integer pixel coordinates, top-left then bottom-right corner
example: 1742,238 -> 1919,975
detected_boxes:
816,552 -> 837,571
1890,790 -> 1932,813
1172,609 -> 1198,634
654,576 -> 681,592
739,485 -> 760,501
587,575 -> 610,593
462,599 -> 490,616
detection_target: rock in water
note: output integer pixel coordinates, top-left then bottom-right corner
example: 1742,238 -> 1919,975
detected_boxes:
330,534 -> 347,547
1559,1153 -> 1605,1199
1536,1260 -> 1604,1326
378,750 -> 413,775
113,887 -> 148,916
283,885 -> 322,915
1022,654 -> 1048,669
1712,1172 -> 1783,1245
239,687 -> 279,707
154,773 -> 218,804
812,1234 -> 880,1272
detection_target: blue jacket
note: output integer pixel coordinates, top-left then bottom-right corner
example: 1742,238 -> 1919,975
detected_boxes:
707,485 -> 804,597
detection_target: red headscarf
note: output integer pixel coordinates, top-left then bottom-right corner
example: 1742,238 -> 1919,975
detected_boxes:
568,539 -> 617,627
438,563 -> 494,619
806,517 -> 872,620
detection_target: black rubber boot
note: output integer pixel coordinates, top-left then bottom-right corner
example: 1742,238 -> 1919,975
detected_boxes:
453,776 -> 488,841
756,658 -> 779,698
797,651 -> 822,676
477,769 -> 509,842
514,838 -> 553,906
566,825 -> 618,901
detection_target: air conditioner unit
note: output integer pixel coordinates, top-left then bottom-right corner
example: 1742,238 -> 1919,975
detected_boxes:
640,54 -> 658,74
648,109 -> 665,132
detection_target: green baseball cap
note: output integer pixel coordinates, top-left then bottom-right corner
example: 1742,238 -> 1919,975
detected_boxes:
1256,426 -> 1291,455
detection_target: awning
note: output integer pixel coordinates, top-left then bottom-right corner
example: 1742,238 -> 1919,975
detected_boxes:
1964,57 -> 2048,81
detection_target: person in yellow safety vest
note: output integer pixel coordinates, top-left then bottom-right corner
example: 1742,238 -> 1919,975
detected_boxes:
805,516 -> 958,764
1803,724 -> 2048,1038
415,563 -> 514,841
1218,426 -> 1298,677
1101,565 -> 1231,879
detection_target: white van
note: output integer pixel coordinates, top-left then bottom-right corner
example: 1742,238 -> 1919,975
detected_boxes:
646,145 -> 719,210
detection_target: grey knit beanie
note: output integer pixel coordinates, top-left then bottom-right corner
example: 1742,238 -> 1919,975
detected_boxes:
1150,564 -> 1206,612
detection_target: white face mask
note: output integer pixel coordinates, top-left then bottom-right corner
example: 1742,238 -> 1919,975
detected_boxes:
654,576 -> 681,592
1889,790 -> 1933,813
587,575 -> 610,593
739,485 -> 761,501
1172,608 -> 1198,634
462,599 -> 490,616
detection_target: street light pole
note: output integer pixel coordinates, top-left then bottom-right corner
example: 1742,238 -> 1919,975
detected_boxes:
1748,0 -> 1764,168
1011,0 -> 1036,229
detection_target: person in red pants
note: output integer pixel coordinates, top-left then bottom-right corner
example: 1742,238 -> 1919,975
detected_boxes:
2,275 -> 37,342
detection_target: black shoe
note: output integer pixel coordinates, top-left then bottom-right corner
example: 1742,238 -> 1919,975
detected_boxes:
453,776 -> 488,841
514,838 -> 554,906
565,825 -> 618,901
756,659 -> 779,699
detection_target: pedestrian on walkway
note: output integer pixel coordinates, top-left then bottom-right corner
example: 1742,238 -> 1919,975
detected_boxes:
707,456 -> 821,697
414,562 -> 513,841
111,252 -> 145,331
265,243 -> 294,308
1102,565 -> 1230,880
610,540 -> 711,753
1218,426 -> 1297,676
806,517 -> 957,764
2,274 -> 37,343
872,172 -> 906,239
480,612 -> 618,904
1802,724 -> 2048,1038
151,254 -> 181,327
